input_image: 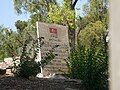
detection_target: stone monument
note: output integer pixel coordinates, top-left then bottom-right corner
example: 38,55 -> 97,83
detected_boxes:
36,22 -> 69,76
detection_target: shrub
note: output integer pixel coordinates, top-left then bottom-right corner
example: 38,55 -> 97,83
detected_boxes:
67,21 -> 109,90
17,60 -> 41,78
67,44 -> 108,90
11,37 -> 55,78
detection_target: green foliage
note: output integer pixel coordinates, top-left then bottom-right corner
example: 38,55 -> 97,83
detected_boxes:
68,22 -> 108,89
69,44 -> 108,90
83,0 -> 109,27
47,0 -> 78,51
17,60 -> 41,78
13,0 -> 57,14
0,24 -> 55,78
13,0 -> 78,52
67,0 -> 109,88
78,21 -> 105,47
48,2 -> 75,28
15,20 -> 28,33
0,26 -> 20,60
41,50 -> 55,68
11,35 -> 55,78
10,0 -> 109,86
0,27 -> 7,60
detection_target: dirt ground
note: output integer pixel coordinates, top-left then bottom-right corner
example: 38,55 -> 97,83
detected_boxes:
0,75 -> 84,90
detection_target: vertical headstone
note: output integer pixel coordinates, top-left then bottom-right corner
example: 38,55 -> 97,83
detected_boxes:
37,22 -> 69,76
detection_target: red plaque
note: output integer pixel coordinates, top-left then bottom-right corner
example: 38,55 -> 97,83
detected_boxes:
49,28 -> 57,34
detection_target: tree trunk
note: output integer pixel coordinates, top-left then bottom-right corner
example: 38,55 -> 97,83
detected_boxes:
68,28 -> 75,52
68,0 -> 78,52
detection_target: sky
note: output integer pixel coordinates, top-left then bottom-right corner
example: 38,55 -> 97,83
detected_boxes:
0,0 -> 87,30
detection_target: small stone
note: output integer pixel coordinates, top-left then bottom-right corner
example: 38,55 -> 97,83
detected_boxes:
0,69 -> 6,75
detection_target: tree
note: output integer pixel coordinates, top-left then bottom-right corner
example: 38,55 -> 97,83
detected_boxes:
0,26 -> 8,60
0,26 -> 20,60
15,20 -> 28,33
13,0 -> 79,52
68,21 -> 108,90
13,0 -> 57,22
48,0 -> 79,51
67,0 -> 109,89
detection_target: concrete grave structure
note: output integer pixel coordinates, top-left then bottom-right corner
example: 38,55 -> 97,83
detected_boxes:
36,22 -> 69,76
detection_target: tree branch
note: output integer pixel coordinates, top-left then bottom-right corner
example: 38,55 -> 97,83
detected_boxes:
72,0 -> 78,10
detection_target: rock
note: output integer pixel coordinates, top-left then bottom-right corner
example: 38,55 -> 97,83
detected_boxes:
36,73 -> 43,78
65,88 -> 78,90
0,62 -> 7,69
50,73 -> 66,79
4,57 -> 20,67
0,68 -> 6,75
67,79 -> 81,83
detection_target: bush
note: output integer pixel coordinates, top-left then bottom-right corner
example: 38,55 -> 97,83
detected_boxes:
17,60 -> 41,78
67,21 -> 109,90
68,44 -> 108,90
11,37 -> 55,78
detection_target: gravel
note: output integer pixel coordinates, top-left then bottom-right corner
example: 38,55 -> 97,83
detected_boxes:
0,75 -> 84,90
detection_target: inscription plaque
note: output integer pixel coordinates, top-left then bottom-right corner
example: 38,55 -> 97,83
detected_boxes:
37,22 -> 69,76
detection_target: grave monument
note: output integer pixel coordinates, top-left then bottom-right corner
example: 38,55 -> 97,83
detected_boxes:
36,22 -> 70,76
